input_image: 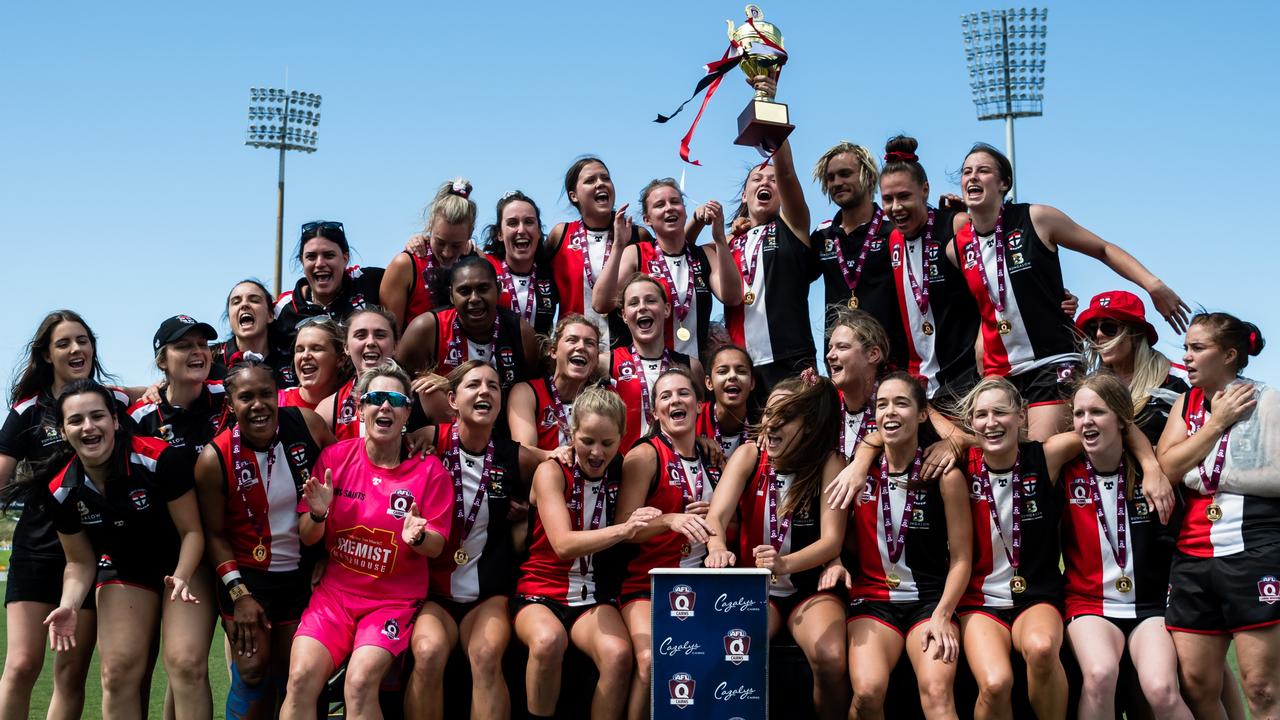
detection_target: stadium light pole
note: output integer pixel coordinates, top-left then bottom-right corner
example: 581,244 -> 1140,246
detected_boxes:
960,8 -> 1048,203
245,88 -> 322,296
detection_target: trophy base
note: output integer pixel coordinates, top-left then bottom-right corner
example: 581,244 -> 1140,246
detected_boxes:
734,99 -> 794,155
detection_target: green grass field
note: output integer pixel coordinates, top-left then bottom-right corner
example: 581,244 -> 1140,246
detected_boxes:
0,581 -> 232,720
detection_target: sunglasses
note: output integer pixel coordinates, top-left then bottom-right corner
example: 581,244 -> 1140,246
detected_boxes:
301,220 -> 345,234
360,390 -> 411,408
295,315 -> 338,331
1083,320 -> 1123,338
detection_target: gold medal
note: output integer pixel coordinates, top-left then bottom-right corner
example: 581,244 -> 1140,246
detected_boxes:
675,327 -> 691,343
921,321 -> 934,336
1116,575 -> 1133,594
252,542 -> 267,563
453,548 -> 469,566
847,296 -> 859,309
680,543 -> 692,557
886,572 -> 901,589
743,290 -> 756,306
997,319 -> 1012,335
769,573 -> 777,584
1010,574 -> 1027,594
1206,503 -> 1223,522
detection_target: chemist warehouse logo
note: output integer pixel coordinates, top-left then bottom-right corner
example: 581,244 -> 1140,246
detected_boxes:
332,525 -> 399,578
669,584 -> 696,620
668,672 -> 695,708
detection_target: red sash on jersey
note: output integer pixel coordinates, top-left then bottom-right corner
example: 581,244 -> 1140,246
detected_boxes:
403,250 -> 444,329
550,220 -> 591,316
530,376 -> 570,452
332,379 -> 361,441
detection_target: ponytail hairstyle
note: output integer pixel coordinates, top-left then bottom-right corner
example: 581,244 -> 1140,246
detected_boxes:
9,310 -> 112,406
482,190 -> 544,259
825,307 -> 890,375
759,368 -> 841,520
954,375 -> 1027,440
812,142 -> 879,202
423,178 -> 478,235
1190,312 -> 1266,373
881,135 -> 927,187
1082,327 -> 1172,417
964,142 -> 1014,196
1071,373 -> 1139,498
570,385 -> 627,438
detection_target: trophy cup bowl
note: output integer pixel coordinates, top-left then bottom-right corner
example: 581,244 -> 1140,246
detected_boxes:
727,4 -> 794,153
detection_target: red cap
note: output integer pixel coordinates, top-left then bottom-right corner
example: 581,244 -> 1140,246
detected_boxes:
1075,291 -> 1157,344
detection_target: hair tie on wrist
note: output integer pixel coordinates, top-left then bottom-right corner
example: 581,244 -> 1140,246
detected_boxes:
884,151 -> 919,163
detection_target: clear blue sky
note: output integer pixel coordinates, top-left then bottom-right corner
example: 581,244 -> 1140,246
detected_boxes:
2,1 -> 1277,394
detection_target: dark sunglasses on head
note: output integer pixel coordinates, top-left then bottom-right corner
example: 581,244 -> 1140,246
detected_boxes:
301,220 -> 345,234
360,390 -> 411,408
1083,320 -> 1123,338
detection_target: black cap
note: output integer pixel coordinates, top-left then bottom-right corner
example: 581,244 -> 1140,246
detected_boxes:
153,315 -> 217,352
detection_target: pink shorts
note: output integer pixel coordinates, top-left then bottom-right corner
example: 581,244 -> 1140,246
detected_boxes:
295,581 -> 421,666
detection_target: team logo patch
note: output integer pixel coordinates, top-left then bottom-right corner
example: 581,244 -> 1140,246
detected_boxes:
1069,478 -> 1089,506
382,618 -> 400,640
488,470 -> 507,499
723,629 -> 751,665
669,584 -> 696,620
540,406 -> 558,429
288,443 -> 308,466
1005,230 -> 1024,249
350,294 -> 367,309
130,489 -> 150,511
1259,576 -> 1280,605
98,554 -> 113,569
387,489 -> 414,519
869,239 -> 885,252
618,362 -> 636,381
668,673 -> 696,708
337,396 -> 357,425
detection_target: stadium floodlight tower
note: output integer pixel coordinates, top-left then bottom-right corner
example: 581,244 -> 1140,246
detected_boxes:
245,87 -> 322,296
960,8 -> 1047,203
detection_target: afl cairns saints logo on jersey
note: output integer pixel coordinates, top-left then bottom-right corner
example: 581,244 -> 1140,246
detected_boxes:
387,489 -> 414,519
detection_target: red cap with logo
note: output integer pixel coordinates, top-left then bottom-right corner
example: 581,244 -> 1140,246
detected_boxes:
1075,291 -> 1157,344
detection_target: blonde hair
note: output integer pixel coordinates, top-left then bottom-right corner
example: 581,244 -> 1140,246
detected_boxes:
825,307 -> 889,371
812,142 -> 879,201
1082,329 -> 1171,416
354,360 -> 412,398
954,375 -> 1026,437
570,385 -> 626,437
1071,373 -> 1138,496
423,177 -> 478,231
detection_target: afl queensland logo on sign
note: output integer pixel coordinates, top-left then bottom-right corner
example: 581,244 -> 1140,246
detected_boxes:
668,673 -> 695,709
669,584 -> 696,620
723,629 -> 751,665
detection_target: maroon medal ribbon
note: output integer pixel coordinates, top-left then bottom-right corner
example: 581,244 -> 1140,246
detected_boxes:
632,346 -> 671,427
1084,457 -> 1129,575
447,424 -> 494,550
574,222 -> 613,289
969,205 -> 1008,312
710,401 -> 746,457
570,461 -> 609,582
838,384 -> 877,460
899,209 -> 936,315
977,454 -> 1022,574
1198,430 -> 1231,494
544,374 -> 572,445
231,423 -> 276,555
733,222 -> 774,296
833,207 -> 884,298
499,260 -> 536,323
765,463 -> 791,552
447,310 -> 501,369
647,242 -> 696,325
879,448 -> 923,566
665,436 -> 706,505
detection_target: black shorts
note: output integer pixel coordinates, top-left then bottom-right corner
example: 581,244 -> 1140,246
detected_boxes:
848,599 -> 940,637
216,567 -> 311,625
95,554 -> 166,594
511,594 -> 602,633
958,600 -> 1061,630
1065,613 -> 1163,637
754,355 -> 817,397
933,371 -> 981,417
4,553 -> 96,610
618,589 -> 651,608
426,595 -> 502,626
769,590 -> 840,624
1166,544 -> 1280,635
1009,360 -> 1081,406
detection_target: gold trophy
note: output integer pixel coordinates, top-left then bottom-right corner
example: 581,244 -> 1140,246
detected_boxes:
728,5 -> 794,153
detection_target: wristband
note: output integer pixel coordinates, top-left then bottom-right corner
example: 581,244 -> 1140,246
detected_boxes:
409,528 -> 426,547
228,582 -> 252,602
309,509 -> 328,523
216,560 -> 242,588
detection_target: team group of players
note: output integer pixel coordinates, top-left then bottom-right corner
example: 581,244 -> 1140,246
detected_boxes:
1,77 -> 1276,720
